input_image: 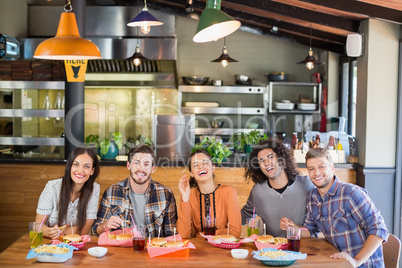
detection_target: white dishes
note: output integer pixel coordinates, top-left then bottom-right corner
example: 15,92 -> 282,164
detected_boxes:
231,249 -> 249,259
298,103 -> 316,110
88,247 -> 108,257
35,253 -> 69,263
274,102 -> 295,110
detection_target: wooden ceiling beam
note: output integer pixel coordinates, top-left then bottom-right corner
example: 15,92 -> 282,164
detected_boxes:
299,0 -> 402,23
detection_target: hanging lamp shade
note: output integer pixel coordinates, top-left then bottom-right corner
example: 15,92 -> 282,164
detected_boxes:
297,48 -> 323,70
193,0 -> 240,43
127,44 -> 148,67
34,12 -> 101,60
211,45 -> 238,67
127,7 -> 163,27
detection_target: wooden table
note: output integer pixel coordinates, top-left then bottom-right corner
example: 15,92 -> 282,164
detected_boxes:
0,235 -> 349,267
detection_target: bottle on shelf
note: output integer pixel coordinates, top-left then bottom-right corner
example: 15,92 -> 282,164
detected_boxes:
328,136 -> 335,150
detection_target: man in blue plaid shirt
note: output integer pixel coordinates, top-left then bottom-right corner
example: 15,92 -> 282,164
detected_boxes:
280,148 -> 389,267
92,145 -> 177,237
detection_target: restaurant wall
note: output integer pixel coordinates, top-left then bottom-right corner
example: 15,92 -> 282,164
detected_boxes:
0,0 -> 28,38
176,16 -> 324,87
356,19 -> 399,167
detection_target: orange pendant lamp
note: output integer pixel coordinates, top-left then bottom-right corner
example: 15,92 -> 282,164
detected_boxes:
34,1 -> 101,60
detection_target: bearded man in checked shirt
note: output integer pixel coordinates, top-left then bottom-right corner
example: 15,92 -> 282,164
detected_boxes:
92,145 -> 177,237
280,148 -> 389,268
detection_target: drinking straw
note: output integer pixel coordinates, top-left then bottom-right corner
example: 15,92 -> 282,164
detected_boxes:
174,228 -> 176,242
252,207 -> 255,229
148,234 -> 151,244
122,221 -> 125,234
297,227 -> 308,239
158,226 -> 161,239
71,222 -> 73,234
130,214 -> 136,229
263,223 -> 266,236
31,215 -> 48,246
227,221 -> 230,235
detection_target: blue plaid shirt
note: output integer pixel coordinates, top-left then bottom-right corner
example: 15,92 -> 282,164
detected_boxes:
92,177 -> 177,237
303,176 -> 389,268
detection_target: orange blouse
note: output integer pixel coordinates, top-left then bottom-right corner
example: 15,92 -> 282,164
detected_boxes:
177,185 -> 242,238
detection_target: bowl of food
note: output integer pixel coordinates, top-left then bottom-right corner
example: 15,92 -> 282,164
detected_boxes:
182,76 -> 210,85
88,247 -> 108,258
231,249 -> 249,259
266,72 -> 289,82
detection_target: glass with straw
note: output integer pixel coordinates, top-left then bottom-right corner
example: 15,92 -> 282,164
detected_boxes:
247,207 -> 260,236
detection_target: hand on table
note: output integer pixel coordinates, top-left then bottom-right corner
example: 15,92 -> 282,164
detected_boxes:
330,251 -> 358,267
179,175 -> 190,202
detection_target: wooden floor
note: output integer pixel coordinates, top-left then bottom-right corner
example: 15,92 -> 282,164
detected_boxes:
0,163 -> 356,252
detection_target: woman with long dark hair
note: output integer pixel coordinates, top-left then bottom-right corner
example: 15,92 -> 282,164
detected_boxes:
35,147 -> 100,239
177,149 -> 241,238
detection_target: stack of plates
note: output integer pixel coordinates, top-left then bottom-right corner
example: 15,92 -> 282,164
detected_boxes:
298,103 -> 316,110
274,102 -> 295,110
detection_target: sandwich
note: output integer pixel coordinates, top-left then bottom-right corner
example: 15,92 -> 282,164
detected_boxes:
151,237 -> 167,247
213,235 -> 237,242
256,235 -> 275,244
165,241 -> 184,248
115,233 -> 132,240
62,234 -> 82,243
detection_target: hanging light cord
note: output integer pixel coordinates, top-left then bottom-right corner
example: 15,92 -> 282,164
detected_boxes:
309,22 -> 312,48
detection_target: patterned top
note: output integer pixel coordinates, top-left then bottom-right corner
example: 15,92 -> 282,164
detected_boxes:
92,177 -> 177,237
36,178 -> 100,227
303,176 -> 389,268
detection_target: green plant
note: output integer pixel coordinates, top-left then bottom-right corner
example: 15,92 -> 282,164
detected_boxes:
192,137 -> 232,165
85,132 -> 123,156
230,130 -> 268,151
125,134 -> 154,150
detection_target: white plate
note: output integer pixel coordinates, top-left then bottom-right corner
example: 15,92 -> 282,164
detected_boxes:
298,103 -> 316,110
274,102 -> 295,110
35,254 -> 69,263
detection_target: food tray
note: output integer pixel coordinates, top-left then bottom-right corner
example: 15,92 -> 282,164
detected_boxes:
297,103 -> 316,110
260,260 -> 296,266
209,242 -> 242,249
274,102 -> 295,110
254,241 -> 288,251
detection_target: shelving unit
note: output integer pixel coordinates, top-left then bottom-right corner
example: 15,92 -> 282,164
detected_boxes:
179,85 -> 268,136
268,82 -> 322,114
0,81 -> 65,149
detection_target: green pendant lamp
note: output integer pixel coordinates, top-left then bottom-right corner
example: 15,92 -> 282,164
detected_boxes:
193,0 -> 241,43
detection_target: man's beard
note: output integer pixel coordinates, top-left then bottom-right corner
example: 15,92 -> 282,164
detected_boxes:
130,170 -> 150,185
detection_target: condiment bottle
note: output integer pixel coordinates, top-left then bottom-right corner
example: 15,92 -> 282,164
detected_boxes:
292,132 -> 297,149
328,136 -> 335,150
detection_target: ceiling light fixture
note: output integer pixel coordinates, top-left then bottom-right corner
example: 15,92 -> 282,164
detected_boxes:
127,28 -> 148,67
211,37 -> 238,68
33,0 -> 101,60
296,22 -> 323,70
127,0 -> 163,35
193,0 -> 241,43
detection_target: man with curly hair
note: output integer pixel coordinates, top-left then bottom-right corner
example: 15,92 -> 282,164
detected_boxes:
241,139 -> 315,237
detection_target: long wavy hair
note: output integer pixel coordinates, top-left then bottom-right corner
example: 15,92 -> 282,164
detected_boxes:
244,139 -> 299,184
188,149 -> 214,188
58,147 -> 100,233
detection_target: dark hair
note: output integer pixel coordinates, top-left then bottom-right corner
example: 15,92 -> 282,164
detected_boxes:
244,138 -> 299,184
58,147 -> 100,232
188,149 -> 213,188
128,144 -> 156,165
305,148 -> 333,164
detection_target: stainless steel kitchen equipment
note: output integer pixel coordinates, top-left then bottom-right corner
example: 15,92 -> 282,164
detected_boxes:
182,76 -> 210,85
179,85 -> 267,136
152,114 -> 195,161
0,34 -> 20,60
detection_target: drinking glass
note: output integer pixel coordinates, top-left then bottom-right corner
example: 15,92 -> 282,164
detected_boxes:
203,216 -> 216,236
29,222 -> 43,248
247,218 -> 260,237
132,225 -> 146,253
287,225 -> 301,252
